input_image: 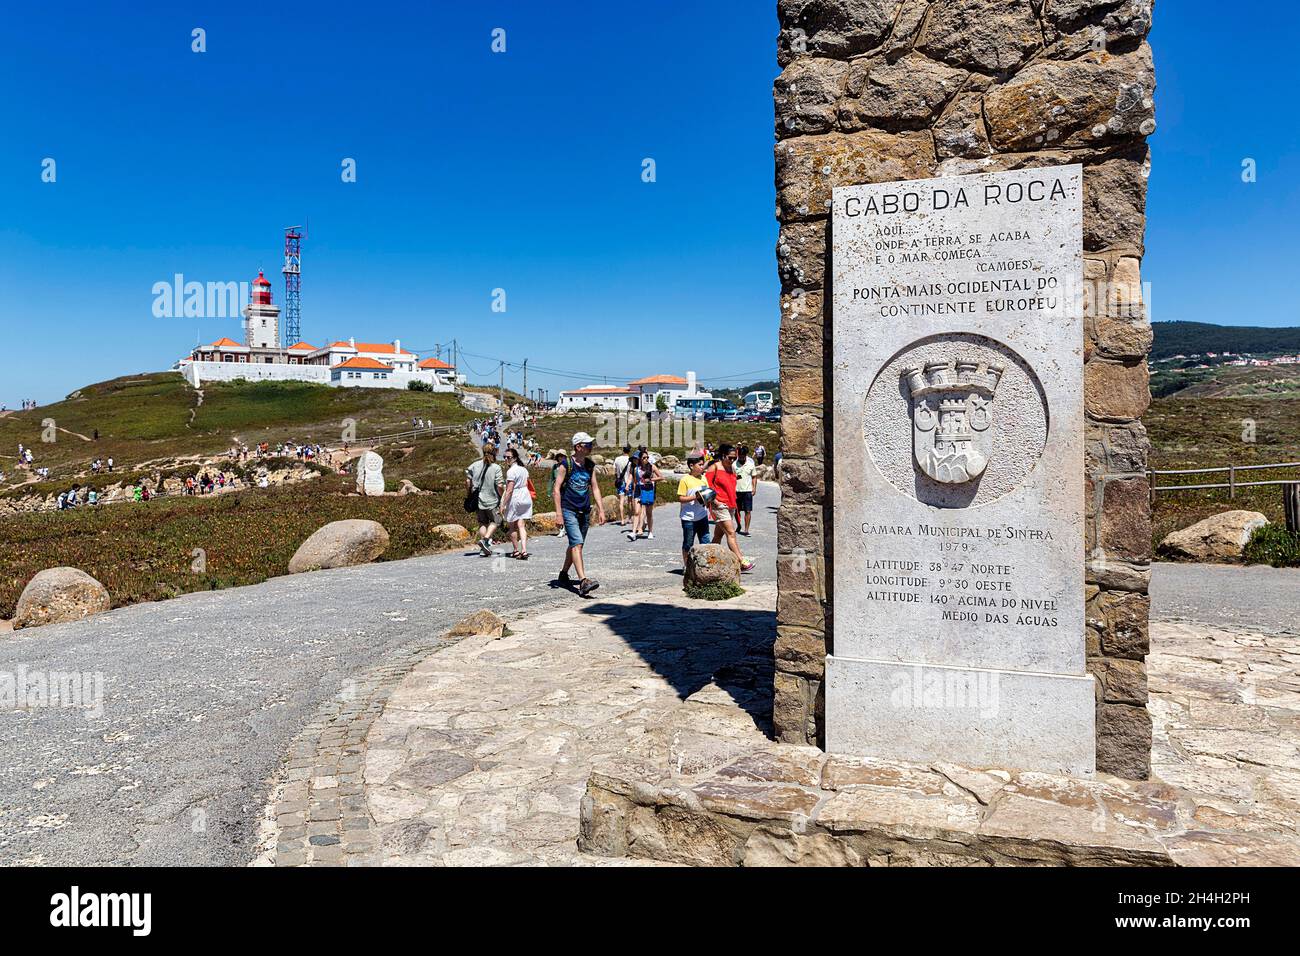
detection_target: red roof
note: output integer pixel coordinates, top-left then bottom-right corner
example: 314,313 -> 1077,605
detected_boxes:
325,341 -> 414,356
628,374 -> 688,386
287,341 -> 316,351
207,337 -> 245,348
564,385 -> 633,394
418,357 -> 454,369
253,271 -> 271,287
333,356 -> 393,371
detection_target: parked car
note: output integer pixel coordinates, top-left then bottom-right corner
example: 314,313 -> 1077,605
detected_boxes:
762,407 -> 782,422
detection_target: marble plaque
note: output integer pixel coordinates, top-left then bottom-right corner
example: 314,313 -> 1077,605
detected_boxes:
827,165 -> 1094,776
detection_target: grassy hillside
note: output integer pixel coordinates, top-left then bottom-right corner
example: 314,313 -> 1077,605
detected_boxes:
0,372 -> 475,485
1152,321 -> 1300,361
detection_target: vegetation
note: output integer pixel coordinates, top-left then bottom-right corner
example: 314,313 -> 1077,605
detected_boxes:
1151,321 -> 1300,362
1241,524 -> 1300,569
684,580 -> 745,601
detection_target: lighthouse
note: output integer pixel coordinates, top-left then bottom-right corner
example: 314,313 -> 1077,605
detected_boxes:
243,271 -> 281,350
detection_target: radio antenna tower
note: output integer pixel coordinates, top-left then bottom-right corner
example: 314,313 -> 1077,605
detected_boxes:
283,225 -> 304,347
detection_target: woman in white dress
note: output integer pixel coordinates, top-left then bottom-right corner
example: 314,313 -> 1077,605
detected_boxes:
499,447 -> 535,560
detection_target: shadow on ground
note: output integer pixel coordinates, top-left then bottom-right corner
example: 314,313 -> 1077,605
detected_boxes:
578,599 -> 776,736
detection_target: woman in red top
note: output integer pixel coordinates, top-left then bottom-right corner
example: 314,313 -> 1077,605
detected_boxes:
705,444 -> 754,572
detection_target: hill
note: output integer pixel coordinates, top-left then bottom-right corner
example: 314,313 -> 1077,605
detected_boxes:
0,372 -> 474,486
1151,321 -> 1300,361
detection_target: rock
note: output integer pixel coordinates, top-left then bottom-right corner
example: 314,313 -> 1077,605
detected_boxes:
432,523 -> 472,544
1158,512 -> 1269,563
685,544 -> 741,590
933,93 -> 992,159
660,455 -> 681,470
916,0 -> 1043,74
774,57 -> 848,136
397,479 -> 421,496
838,54 -> 968,131
288,519 -> 390,574
776,129 -> 936,222
13,567 -> 111,630
355,451 -> 385,496
602,494 -> 620,515
527,512 -> 563,536
776,0 -> 900,65
777,220 -> 827,293
446,609 -> 506,640
983,47 -> 1156,151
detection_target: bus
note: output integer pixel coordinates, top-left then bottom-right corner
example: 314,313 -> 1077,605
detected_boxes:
673,397 -> 730,419
743,390 -> 774,414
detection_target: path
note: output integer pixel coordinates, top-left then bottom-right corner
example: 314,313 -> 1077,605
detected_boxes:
1150,562 -> 1300,635
0,482 -> 778,866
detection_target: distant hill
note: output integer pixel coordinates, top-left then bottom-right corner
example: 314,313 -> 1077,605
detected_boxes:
1152,322 -> 1300,361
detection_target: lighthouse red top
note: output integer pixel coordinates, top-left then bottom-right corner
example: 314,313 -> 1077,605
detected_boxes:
252,270 -> 273,305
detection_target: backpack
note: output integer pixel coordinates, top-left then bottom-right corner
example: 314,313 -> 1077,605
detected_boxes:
464,460 -> 489,513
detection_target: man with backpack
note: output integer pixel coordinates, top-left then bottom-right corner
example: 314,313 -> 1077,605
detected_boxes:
612,444 -> 632,526
552,431 -> 607,597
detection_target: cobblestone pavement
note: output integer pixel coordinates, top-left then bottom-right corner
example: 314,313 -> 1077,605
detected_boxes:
271,582 -> 777,865
268,573 -> 1300,866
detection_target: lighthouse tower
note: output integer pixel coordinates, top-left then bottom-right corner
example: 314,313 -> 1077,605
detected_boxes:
243,271 -> 281,349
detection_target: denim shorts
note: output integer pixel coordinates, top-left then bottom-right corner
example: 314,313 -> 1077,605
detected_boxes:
681,517 -> 710,551
561,508 -> 589,547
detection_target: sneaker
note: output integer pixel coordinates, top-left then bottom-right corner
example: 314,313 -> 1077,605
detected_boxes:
740,560 -> 756,573
478,539 -> 492,556
557,570 -> 572,585
579,578 -> 600,598
645,532 -> 654,540
626,532 -> 636,541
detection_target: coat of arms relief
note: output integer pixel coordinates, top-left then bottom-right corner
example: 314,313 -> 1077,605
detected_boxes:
903,360 -> 1004,484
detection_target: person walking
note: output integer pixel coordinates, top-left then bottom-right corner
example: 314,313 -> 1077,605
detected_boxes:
677,452 -> 712,567
612,444 -> 632,526
706,443 -> 755,572
627,455 -> 661,540
499,447 -> 534,560
734,444 -> 757,536
466,442 -> 505,556
552,431 -> 606,597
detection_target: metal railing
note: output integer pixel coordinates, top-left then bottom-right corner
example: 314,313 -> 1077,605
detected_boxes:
1148,460 -> 1300,498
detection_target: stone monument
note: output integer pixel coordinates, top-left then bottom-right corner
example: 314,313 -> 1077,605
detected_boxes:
773,0 -> 1156,778
356,451 -> 385,496
828,165 -> 1093,775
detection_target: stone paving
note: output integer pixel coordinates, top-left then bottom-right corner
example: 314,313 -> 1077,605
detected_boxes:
581,617 -> 1300,866
265,573 -> 1299,867
270,582 -> 776,865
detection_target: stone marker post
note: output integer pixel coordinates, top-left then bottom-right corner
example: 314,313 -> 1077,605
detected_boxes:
773,0 -> 1156,778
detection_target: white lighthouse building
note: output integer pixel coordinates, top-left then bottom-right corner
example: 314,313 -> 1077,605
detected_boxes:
243,271 -> 280,349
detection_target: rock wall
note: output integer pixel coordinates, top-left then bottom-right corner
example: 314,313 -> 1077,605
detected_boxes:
773,0 -> 1156,777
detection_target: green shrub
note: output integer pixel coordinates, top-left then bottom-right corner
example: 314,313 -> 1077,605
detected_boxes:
684,580 -> 745,601
1242,523 -> 1300,568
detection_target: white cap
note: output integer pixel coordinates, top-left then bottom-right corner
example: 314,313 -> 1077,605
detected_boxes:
572,432 -> 594,446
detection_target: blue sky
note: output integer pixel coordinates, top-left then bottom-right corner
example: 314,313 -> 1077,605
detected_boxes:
0,0 -> 1296,406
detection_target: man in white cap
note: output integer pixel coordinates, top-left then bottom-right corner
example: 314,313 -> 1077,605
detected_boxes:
552,431 -> 607,597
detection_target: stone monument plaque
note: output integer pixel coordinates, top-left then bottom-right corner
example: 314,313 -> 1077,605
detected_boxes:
356,451 -> 385,497
828,165 -> 1094,776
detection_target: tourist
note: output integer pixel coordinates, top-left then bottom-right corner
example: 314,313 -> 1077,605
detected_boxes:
677,452 -> 712,567
466,442 -> 505,556
734,444 -> 756,536
499,447 -> 534,560
754,443 -> 766,466
552,431 -> 606,597
706,443 -> 755,573
627,455 -> 661,540
87,488 -> 98,506
106,456 -> 114,473
612,445 -> 633,526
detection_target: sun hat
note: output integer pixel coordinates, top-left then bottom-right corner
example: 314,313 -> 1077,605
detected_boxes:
572,431 -> 595,446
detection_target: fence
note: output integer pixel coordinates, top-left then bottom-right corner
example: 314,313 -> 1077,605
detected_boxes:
1148,460 -> 1300,500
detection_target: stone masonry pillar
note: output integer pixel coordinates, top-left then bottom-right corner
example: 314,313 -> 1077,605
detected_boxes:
773,0 -> 1156,777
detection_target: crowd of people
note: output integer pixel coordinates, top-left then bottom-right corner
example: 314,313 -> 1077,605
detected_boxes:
465,428 -> 766,598
1,400 -> 39,412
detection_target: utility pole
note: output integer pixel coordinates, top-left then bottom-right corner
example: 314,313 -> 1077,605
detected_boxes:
522,359 -> 528,408
499,361 -> 505,412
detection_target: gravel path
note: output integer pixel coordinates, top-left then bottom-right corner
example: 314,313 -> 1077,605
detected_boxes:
0,483 -> 778,866
1150,562 -> 1300,635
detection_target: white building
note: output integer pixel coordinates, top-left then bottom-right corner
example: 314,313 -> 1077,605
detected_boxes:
555,371 -> 712,413
174,271 -> 457,391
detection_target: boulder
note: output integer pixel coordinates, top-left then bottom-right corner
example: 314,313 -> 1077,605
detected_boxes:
397,479 -> 421,496
602,494 -> 620,515
288,519 -> 390,574
528,512 -> 563,536
431,523 -> 472,544
660,455 -> 681,471
355,451 -> 385,497
446,609 -> 506,640
1158,511 -> 1268,563
13,567 -> 111,630
684,544 -> 741,590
